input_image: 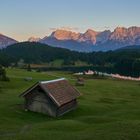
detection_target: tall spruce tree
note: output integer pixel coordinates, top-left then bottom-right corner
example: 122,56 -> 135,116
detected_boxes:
0,66 -> 9,81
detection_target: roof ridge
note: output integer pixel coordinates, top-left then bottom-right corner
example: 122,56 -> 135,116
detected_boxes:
39,78 -> 66,84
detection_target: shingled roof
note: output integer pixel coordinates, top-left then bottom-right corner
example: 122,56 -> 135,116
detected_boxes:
20,78 -> 80,107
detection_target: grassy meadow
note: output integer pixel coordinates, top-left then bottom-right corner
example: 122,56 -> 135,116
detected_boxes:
0,68 -> 140,140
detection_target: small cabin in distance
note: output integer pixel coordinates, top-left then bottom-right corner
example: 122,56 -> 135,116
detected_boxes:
20,78 -> 80,117
76,77 -> 85,86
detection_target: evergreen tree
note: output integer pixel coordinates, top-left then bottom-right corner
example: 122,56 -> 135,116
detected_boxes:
0,66 -> 10,81
27,64 -> 31,72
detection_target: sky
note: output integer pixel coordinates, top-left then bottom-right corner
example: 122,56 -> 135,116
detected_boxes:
0,0 -> 140,41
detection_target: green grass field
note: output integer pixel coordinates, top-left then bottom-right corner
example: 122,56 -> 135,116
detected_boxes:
0,68 -> 140,140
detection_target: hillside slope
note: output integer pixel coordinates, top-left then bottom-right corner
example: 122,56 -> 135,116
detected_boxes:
0,34 -> 18,49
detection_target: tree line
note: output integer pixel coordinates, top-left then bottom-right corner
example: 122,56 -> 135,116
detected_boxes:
0,42 -> 140,72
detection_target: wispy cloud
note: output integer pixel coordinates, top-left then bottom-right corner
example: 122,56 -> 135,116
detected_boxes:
49,26 -> 80,32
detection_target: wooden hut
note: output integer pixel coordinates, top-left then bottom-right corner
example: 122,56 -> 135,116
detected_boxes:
20,78 -> 80,117
76,77 -> 85,86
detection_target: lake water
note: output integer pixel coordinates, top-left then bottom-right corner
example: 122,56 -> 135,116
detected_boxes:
35,66 -> 140,78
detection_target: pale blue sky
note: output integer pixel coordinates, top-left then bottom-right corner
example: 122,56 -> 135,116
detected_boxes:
0,0 -> 140,41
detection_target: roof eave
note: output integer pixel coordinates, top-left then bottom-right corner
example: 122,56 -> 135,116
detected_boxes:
19,82 -> 39,97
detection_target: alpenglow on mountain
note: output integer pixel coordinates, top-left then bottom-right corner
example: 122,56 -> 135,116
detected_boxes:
38,26 -> 140,52
1,26 -> 140,52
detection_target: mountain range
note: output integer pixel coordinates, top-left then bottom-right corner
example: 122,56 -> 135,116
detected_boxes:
1,26 -> 140,51
39,26 -> 140,52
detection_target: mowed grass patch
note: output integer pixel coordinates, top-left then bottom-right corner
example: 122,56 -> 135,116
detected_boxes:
0,68 -> 140,140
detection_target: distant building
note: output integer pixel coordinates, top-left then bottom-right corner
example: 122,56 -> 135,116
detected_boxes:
84,70 -> 94,75
20,78 -> 80,117
76,77 -> 85,86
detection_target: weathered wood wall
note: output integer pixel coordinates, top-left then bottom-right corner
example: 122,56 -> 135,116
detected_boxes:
57,100 -> 77,116
24,86 -> 57,117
